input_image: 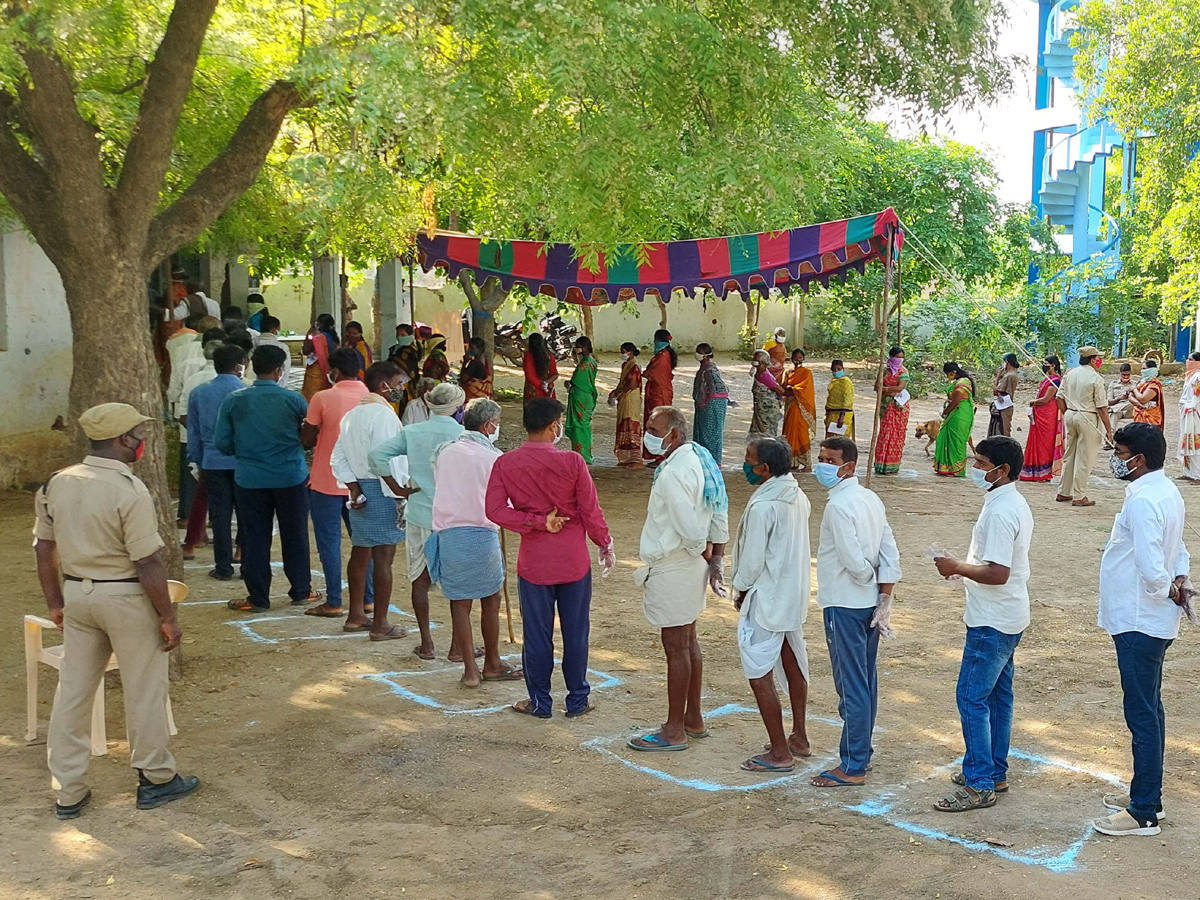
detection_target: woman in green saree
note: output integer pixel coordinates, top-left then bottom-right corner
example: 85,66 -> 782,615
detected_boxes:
565,335 -> 598,463
934,360 -> 976,477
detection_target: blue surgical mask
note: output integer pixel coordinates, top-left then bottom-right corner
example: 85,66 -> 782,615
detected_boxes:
969,465 -> 999,491
814,462 -> 844,488
743,461 -> 766,485
832,371 -> 845,379
395,335 -> 414,347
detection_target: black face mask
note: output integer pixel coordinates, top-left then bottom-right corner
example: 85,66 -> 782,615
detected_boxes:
1041,365 -> 1050,374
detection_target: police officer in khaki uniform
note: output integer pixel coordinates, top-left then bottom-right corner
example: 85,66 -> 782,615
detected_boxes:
1056,346 -> 1116,507
34,403 -> 200,819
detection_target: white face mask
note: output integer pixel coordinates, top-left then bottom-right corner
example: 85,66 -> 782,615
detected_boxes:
554,423 -> 566,445
488,423 -> 500,445
969,465 -> 1000,491
620,353 -> 630,362
643,431 -> 667,456
695,352 -> 706,362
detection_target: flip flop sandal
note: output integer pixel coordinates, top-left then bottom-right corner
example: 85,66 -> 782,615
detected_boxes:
305,605 -> 347,618
226,598 -> 259,612
627,733 -> 688,752
952,771 -> 1008,793
342,622 -> 372,633
565,702 -> 596,718
482,666 -> 524,682
687,728 -> 710,739
292,591 -> 323,606
412,645 -> 436,660
511,700 -> 551,719
741,755 -> 795,773
934,787 -> 996,812
810,770 -> 865,788
369,625 -> 408,642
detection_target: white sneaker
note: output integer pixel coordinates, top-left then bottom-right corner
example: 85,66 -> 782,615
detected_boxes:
1093,809 -> 1161,837
1103,793 -> 1165,821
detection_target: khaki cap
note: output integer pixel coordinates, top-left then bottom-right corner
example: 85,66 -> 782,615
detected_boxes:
1077,345 -> 1101,360
78,403 -> 154,440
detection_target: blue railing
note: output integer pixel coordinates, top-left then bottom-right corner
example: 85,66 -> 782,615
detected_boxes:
1042,120 -> 1121,187
1044,0 -> 1081,56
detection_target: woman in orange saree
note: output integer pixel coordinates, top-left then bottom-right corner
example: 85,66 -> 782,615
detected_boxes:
781,348 -> 816,469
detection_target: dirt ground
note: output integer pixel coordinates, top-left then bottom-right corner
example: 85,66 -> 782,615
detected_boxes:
3,354 -> 1199,900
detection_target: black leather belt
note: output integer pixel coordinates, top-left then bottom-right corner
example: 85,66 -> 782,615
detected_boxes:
64,575 -> 140,583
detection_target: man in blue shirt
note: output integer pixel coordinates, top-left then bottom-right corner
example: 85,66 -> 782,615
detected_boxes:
187,344 -> 248,582
369,382 -> 465,658
215,344 -> 315,611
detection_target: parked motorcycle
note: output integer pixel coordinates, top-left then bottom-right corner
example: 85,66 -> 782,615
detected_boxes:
539,312 -> 579,361
493,320 -> 526,366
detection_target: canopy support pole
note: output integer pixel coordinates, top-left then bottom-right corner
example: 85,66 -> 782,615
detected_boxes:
865,227 -> 897,489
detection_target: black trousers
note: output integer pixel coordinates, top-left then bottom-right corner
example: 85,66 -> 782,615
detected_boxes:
235,479 -> 311,608
203,469 -> 240,578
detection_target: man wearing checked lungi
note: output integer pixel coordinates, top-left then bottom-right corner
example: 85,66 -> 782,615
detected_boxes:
628,406 -> 729,752
426,398 -> 522,687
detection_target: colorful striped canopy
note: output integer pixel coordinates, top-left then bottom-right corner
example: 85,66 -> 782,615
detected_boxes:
415,208 -> 901,304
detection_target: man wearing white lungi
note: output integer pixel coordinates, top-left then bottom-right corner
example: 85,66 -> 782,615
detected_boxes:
732,437 -> 812,774
629,407 -> 729,752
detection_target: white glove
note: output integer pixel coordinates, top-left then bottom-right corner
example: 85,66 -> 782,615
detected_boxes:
188,462 -> 201,481
599,538 -> 616,578
870,592 -> 896,640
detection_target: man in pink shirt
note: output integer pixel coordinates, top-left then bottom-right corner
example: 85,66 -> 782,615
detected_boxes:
486,398 -> 615,718
428,398 -> 522,687
301,349 -> 374,616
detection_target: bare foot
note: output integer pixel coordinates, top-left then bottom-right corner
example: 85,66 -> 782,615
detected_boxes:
763,735 -> 812,758
448,645 -> 485,663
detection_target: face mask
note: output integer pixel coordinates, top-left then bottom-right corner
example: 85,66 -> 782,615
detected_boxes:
620,353 -> 630,362
832,370 -> 844,379
395,335 -> 414,347
643,431 -> 667,456
1041,365 -> 1050,374
654,340 -> 669,353
488,424 -> 500,445
1141,367 -> 1159,380
1094,358 -> 1104,368
554,423 -> 566,445
1110,454 -> 1140,480
814,462 -> 844,488
695,352 -> 706,362
389,388 -> 403,403
969,465 -> 999,491
743,461 -> 766,485
132,439 -> 146,462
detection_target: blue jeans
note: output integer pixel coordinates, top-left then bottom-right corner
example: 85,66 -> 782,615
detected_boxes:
823,606 -> 880,777
518,573 -> 592,717
956,626 -> 1023,791
309,489 -> 372,609
1113,631 -> 1171,822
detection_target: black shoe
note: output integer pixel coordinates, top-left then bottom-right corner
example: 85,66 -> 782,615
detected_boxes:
136,774 -> 200,810
55,790 -> 91,820
207,568 -> 233,582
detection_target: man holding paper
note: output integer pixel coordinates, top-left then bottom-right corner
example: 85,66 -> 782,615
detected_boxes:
330,360 -> 410,640
988,354 -> 1020,438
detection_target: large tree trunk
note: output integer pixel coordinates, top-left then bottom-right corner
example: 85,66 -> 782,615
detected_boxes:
580,304 -> 594,340
459,272 -> 508,366
60,264 -> 184,580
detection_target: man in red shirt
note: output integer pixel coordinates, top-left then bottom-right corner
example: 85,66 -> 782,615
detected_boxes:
302,349 -> 374,617
486,398 -> 615,718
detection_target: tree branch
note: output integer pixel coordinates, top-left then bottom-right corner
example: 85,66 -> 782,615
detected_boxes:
116,0 -> 219,238
143,80 -> 307,271
0,96 -> 63,259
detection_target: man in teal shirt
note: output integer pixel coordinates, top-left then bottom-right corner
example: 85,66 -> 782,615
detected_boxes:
369,382 -> 464,658
215,344 -> 314,611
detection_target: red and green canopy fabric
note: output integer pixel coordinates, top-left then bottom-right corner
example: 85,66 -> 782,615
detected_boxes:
415,208 -> 901,305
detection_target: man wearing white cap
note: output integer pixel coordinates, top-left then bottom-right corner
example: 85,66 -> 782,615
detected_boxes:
33,403 -> 199,819
369,381 -> 468,660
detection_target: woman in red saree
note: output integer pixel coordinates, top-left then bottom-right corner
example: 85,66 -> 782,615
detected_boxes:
1020,355 -> 1063,482
610,342 -> 644,467
301,314 -> 339,400
522,332 -> 558,406
642,329 -> 677,462
873,345 -> 911,475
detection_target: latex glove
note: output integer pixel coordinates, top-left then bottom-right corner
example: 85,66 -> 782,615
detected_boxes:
707,556 -> 728,599
599,539 -> 616,578
188,462 -> 200,481
870,592 -> 896,640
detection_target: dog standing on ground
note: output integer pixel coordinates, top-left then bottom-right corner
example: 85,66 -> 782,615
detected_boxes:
915,419 -> 941,456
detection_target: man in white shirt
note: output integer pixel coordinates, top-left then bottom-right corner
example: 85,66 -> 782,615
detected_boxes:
932,437 -> 1033,813
428,398 -> 521,687
810,437 -> 901,787
330,360 -> 409,641
732,437 -> 812,773
1092,423 -> 1191,837
629,406 -> 729,752
254,315 -> 293,386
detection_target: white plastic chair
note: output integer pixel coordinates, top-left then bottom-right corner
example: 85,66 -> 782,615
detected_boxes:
25,579 -> 187,756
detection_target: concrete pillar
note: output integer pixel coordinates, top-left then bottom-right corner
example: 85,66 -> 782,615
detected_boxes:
227,260 -> 252,312
313,255 -> 340,332
377,258 -> 409,353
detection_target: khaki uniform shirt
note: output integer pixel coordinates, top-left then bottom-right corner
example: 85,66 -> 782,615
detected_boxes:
33,456 -> 165,580
1061,365 -> 1108,417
